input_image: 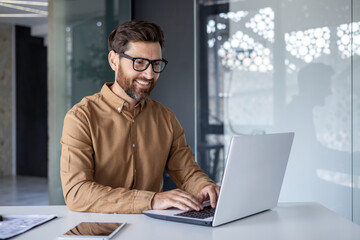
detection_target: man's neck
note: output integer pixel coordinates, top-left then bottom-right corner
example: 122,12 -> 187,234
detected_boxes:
110,82 -> 138,111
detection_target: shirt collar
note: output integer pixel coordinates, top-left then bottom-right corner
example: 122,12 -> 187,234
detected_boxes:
101,82 -> 146,113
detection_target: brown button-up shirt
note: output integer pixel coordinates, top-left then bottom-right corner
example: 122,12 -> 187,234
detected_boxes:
60,83 -> 215,214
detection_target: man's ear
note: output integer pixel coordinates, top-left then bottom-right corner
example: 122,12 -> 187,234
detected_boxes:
108,50 -> 118,71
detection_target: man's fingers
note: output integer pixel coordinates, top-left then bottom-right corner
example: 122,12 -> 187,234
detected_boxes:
152,187 -> 220,211
197,193 -> 205,204
198,185 -> 221,208
172,190 -> 202,211
216,185 -> 220,195
197,191 -> 208,204
174,189 -> 200,204
152,189 -> 203,211
211,185 -> 221,207
208,187 -> 218,208
173,200 -> 191,211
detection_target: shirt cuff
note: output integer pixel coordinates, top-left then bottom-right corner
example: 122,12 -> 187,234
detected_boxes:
133,190 -> 156,213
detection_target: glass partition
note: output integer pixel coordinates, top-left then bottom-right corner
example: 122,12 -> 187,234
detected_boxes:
48,0 -> 131,204
196,0 -> 359,223
353,0 -> 360,224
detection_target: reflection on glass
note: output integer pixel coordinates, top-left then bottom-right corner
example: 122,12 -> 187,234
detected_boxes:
218,31 -> 272,72
49,0 -> 131,204
245,7 -> 274,42
219,11 -> 248,22
66,17 -> 110,106
197,0 -> 358,223
285,27 -> 330,63
64,222 -> 123,236
337,22 -> 360,58
316,169 -> 360,188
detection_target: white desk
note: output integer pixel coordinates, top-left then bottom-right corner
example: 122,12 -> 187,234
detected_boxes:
1,203 -> 359,240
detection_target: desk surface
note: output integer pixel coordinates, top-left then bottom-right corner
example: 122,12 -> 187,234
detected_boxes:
1,203 -> 359,240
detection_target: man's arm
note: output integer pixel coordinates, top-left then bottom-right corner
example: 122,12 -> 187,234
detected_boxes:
60,109 -> 155,214
152,111 -> 219,210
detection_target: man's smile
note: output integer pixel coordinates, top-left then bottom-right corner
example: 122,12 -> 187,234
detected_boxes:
135,79 -> 152,89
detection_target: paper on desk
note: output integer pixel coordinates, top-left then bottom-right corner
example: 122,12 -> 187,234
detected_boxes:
0,214 -> 57,239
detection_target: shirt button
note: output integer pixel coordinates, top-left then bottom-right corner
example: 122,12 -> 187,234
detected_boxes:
123,102 -> 127,106
117,107 -> 121,111
132,119 -> 135,123
134,169 -> 137,173
132,144 -> 135,148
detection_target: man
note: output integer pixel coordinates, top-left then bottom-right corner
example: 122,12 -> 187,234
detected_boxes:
60,20 -> 220,214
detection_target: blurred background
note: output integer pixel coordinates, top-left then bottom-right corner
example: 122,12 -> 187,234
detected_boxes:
0,0 -> 359,225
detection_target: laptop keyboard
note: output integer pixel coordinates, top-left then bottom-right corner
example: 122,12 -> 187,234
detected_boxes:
175,205 -> 215,219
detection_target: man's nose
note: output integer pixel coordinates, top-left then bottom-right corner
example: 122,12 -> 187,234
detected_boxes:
143,65 -> 154,79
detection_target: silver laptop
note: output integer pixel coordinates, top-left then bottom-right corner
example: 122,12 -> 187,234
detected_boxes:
143,132 -> 294,227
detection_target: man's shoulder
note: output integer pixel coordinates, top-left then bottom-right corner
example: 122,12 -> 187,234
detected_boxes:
67,92 -> 103,117
146,98 -> 175,116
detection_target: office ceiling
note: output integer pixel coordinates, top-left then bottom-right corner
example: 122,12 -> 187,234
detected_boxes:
0,0 -> 47,27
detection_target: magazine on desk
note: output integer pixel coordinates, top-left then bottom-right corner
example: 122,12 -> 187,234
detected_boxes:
0,214 -> 57,239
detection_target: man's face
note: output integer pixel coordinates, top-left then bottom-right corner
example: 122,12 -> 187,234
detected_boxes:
113,41 -> 162,102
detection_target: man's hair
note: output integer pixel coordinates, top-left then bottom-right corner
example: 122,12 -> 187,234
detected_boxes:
108,20 -> 165,53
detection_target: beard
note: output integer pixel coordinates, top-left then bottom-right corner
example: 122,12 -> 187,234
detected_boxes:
116,64 -> 157,101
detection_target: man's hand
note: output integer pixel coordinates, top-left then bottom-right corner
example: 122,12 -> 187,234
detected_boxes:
151,189 -> 203,211
197,185 -> 220,208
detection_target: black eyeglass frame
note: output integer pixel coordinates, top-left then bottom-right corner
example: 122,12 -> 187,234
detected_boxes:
118,52 -> 168,73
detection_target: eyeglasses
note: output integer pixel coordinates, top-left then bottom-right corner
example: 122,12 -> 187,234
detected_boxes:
119,52 -> 168,73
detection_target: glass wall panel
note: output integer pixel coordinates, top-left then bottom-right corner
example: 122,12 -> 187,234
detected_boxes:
48,0 -> 131,204
197,0 -> 358,223
353,0 -> 360,225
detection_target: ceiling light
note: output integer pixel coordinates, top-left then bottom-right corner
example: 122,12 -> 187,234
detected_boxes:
0,2 -> 47,15
0,13 -> 43,17
0,0 -> 47,6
